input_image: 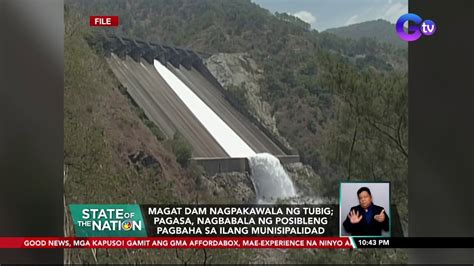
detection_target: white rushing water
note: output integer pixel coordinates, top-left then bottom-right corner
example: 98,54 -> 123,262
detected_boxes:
154,60 -> 255,158
152,60 -> 296,202
247,153 -> 297,202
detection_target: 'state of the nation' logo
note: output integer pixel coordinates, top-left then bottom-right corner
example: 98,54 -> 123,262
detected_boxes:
69,204 -> 147,237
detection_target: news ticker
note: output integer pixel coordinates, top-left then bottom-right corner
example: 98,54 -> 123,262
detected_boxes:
42,204 -> 473,249
0,237 -> 472,249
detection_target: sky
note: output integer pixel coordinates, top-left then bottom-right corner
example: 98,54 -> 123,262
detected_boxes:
251,0 -> 408,31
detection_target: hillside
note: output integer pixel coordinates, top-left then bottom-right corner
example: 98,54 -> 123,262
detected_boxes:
65,0 -> 408,263
325,19 -> 406,49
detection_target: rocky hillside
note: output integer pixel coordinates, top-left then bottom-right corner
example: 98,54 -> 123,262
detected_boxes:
204,53 -> 292,150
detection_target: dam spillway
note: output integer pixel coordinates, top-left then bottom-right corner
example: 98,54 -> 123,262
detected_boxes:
90,34 -> 299,172
153,59 -> 255,158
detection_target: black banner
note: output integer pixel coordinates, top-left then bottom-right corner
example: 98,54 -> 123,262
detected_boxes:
140,205 -> 340,237
354,237 -> 474,248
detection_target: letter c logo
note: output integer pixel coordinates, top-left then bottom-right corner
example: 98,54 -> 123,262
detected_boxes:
396,13 -> 423,42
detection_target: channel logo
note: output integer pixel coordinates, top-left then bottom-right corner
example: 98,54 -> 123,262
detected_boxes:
396,13 -> 436,42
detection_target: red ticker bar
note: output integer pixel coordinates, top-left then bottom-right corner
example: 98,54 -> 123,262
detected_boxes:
1,237 -> 472,249
0,237 -> 353,249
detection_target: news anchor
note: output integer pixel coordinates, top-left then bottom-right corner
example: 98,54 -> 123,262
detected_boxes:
343,187 -> 389,236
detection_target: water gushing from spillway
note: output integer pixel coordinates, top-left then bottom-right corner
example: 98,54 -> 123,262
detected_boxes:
153,60 -> 255,157
152,60 -> 296,202
247,153 -> 297,203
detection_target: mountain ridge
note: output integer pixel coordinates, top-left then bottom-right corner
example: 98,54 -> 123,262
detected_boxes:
325,19 -> 406,48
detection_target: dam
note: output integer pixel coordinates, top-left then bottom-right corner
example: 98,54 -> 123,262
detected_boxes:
85,33 -> 405,232
88,34 -> 299,177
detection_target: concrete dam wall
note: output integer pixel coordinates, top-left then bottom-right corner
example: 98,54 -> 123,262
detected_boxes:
89,34 -> 299,173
